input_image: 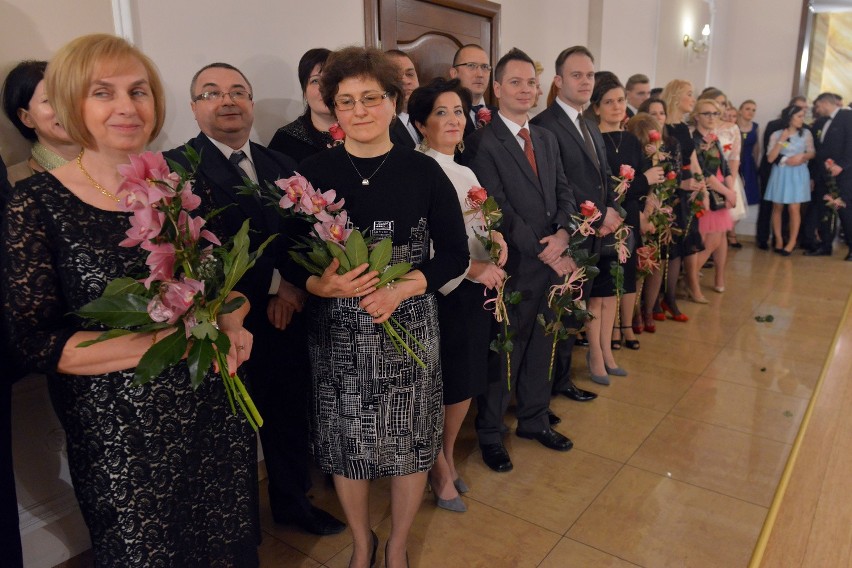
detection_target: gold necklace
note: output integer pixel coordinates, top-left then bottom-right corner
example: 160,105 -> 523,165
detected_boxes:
76,149 -> 120,202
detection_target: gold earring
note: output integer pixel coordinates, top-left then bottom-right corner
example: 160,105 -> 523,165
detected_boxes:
418,138 -> 430,152
456,140 -> 465,154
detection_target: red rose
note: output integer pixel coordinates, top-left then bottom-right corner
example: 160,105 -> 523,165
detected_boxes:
467,186 -> 488,206
648,130 -> 662,142
705,133 -> 718,143
580,200 -> 598,218
329,123 -> 345,141
695,210 -> 705,218
666,171 -> 677,180
826,158 -> 836,168
619,164 -> 635,180
476,107 -> 492,125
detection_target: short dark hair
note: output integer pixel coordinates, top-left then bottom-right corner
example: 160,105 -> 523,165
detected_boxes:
384,48 -> 409,59
554,46 -> 595,76
2,60 -> 48,141
584,76 -> 624,122
407,77 -> 472,134
452,44 -> 487,67
190,62 -> 253,99
494,47 -> 535,83
297,48 -> 331,93
626,74 -> 650,91
789,95 -> 808,106
320,46 -> 403,115
814,92 -> 842,105
650,87 -> 663,98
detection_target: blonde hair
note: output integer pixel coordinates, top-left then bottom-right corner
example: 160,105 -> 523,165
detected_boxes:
45,34 -> 165,148
689,98 -> 722,126
660,79 -> 692,125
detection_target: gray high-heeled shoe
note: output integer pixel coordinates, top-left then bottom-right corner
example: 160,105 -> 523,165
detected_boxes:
453,477 -> 469,494
435,493 -> 467,512
586,352 -> 610,385
605,364 -> 628,377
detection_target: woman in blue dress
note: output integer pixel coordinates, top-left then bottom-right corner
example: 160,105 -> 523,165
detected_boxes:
737,100 -> 761,205
764,104 -> 815,255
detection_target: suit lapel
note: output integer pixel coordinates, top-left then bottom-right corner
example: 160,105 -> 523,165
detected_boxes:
193,134 -> 262,227
250,142 -> 290,234
491,116 -> 543,194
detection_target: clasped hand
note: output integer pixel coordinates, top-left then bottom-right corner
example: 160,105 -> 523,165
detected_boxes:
307,258 -> 399,324
596,207 -> 623,237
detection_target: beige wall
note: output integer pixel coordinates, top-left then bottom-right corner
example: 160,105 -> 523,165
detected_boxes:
0,0 -> 115,164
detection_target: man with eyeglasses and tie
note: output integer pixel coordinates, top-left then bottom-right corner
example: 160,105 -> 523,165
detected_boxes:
531,46 -> 622,402
462,48 -> 578,473
449,44 -> 498,137
385,49 -> 421,148
165,62 -> 347,537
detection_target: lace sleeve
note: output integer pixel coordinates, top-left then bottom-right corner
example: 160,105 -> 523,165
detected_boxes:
804,128 -> 815,155
1,181 -> 76,374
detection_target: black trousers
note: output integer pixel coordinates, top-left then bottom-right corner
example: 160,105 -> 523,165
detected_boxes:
1,381 -> 23,568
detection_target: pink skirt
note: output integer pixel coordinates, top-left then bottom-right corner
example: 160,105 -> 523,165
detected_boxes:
698,208 -> 733,233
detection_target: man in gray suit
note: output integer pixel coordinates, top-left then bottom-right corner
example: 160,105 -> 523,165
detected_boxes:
531,46 -> 621,398
463,48 -> 578,472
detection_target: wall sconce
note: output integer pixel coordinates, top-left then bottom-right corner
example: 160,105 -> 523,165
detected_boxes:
683,24 -> 710,53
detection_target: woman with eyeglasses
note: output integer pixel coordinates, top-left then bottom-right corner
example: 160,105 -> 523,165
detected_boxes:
1,35 -> 258,566
764,104 -> 815,255
268,48 -> 336,163
688,97 -> 738,296
296,47 -> 468,568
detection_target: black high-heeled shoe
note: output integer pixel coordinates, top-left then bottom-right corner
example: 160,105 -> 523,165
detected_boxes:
384,542 -> 409,568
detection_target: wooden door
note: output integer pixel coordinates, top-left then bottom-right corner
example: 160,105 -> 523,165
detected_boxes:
365,0 -> 501,88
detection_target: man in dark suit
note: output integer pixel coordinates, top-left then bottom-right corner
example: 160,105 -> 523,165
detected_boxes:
757,96 -> 808,250
385,50 -> 420,148
625,73 -> 651,118
165,63 -> 345,536
531,45 -> 622,401
463,48 -> 578,473
804,92 -> 852,259
449,44 -> 498,137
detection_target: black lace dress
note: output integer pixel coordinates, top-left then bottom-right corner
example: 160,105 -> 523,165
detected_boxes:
0,173 -> 259,567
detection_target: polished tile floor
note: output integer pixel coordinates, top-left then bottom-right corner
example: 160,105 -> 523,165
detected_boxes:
253,244 -> 851,568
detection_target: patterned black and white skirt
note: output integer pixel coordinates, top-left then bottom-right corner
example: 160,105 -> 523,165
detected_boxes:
308,293 -> 444,479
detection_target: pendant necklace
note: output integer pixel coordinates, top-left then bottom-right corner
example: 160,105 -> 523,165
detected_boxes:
76,149 -> 120,202
604,131 -> 623,154
345,147 -> 391,186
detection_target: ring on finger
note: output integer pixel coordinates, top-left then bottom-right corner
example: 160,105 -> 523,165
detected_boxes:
375,310 -> 383,317
355,286 -> 360,294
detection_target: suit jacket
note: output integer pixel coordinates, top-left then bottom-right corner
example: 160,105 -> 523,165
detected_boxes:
164,133 -> 296,329
462,115 -> 576,277
464,104 -> 499,138
390,116 -> 419,149
815,109 -> 852,196
531,102 -> 616,229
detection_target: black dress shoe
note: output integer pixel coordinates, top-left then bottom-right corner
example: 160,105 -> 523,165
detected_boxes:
845,253 -> 852,261
274,505 -> 346,535
553,383 -> 597,402
804,247 -> 832,256
480,443 -> 513,472
756,242 -> 769,250
516,428 -> 573,451
547,411 -> 562,426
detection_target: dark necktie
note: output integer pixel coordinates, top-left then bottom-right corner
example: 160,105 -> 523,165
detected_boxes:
518,127 -> 538,177
472,104 -> 485,114
577,117 -> 600,170
229,150 -> 247,171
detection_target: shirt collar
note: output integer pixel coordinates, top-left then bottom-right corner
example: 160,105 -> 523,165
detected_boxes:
555,96 -> 583,124
206,134 -> 253,164
497,111 -> 529,137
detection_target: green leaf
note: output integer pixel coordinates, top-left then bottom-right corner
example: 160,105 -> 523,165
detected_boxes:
76,328 -> 134,347
345,230 -> 369,268
327,241 -> 351,273
187,339 -> 216,389
102,277 -> 147,297
307,248 -> 332,270
133,331 -> 188,386
76,294 -> 153,328
289,252 -> 324,276
218,296 -> 246,316
377,262 -> 411,287
369,238 -> 393,272
191,320 -> 219,341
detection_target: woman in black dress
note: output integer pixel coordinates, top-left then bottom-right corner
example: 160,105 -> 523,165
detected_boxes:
298,48 -> 468,568
587,79 -> 658,350
1,34 -> 258,566
267,48 -> 336,163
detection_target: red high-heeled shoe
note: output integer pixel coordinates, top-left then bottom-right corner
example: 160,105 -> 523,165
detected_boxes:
660,300 -> 688,322
642,313 -> 656,333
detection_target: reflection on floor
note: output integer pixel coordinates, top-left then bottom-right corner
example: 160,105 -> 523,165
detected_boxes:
255,245 -> 851,568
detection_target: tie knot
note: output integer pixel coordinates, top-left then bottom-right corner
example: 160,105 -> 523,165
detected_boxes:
229,150 -> 247,167
472,104 -> 485,113
518,127 -> 532,143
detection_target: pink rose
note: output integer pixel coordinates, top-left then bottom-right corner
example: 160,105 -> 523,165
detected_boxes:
329,123 -> 345,142
580,200 -> 598,218
476,107 -> 492,125
648,130 -> 661,142
619,164 -> 635,180
467,186 -> 488,206
666,171 -> 677,181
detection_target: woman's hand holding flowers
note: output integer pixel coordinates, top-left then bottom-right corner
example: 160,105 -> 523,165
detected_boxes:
307,259 -> 379,299
644,165 -> 665,185
468,260 -> 506,290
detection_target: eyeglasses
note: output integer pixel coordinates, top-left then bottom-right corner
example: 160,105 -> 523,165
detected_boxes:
453,62 -> 492,72
697,111 -> 721,118
333,91 -> 390,111
193,90 -> 252,102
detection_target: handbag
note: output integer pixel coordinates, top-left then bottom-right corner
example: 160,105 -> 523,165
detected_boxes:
707,188 -> 726,211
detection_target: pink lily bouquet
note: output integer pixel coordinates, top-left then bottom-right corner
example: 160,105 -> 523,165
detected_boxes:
75,148 -> 273,430
538,200 -> 602,381
239,174 -> 426,368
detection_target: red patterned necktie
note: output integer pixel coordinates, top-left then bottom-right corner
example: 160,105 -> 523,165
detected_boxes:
518,127 -> 538,176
